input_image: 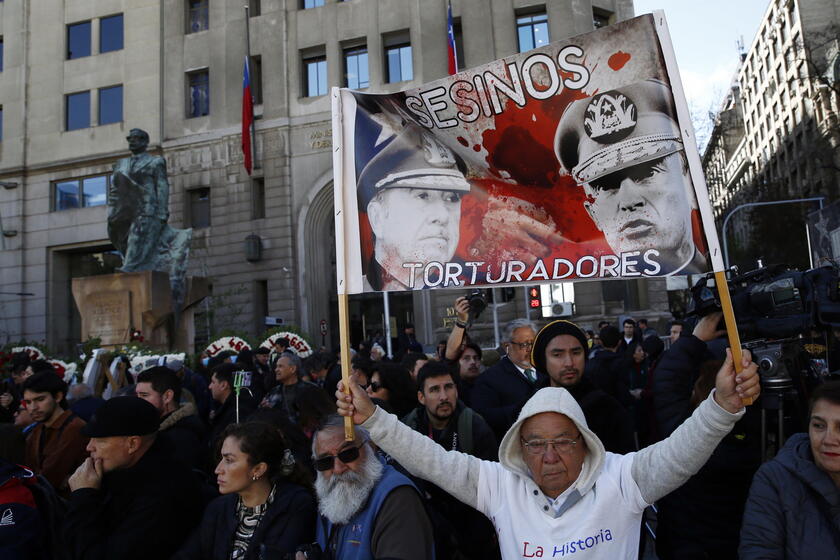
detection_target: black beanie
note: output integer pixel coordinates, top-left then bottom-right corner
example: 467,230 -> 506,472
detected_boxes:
531,320 -> 589,374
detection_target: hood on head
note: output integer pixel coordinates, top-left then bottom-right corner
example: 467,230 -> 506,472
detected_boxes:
498,387 -> 605,496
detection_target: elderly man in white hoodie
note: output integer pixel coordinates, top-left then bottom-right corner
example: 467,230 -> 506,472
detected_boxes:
335,324 -> 760,559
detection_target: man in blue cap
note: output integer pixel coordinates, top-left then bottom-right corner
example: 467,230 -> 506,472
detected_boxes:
63,396 -> 202,559
555,79 -> 707,275
357,124 -> 471,290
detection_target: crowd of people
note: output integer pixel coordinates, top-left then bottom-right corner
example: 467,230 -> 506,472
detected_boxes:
1,297 -> 839,559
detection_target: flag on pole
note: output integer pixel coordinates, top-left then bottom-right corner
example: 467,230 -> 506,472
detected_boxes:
446,1 -> 458,75
241,55 -> 254,175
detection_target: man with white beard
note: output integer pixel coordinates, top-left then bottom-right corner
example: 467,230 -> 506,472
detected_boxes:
306,415 -> 434,559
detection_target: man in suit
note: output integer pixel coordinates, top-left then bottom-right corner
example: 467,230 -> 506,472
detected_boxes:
471,319 -> 544,441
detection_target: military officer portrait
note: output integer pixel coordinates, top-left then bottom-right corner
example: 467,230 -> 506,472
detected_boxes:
357,123 -> 471,291
554,79 -> 708,275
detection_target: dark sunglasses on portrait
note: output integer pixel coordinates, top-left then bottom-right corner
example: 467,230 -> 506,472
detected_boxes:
314,443 -> 365,471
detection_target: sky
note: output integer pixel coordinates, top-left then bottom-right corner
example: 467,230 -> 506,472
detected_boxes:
633,0 -> 770,148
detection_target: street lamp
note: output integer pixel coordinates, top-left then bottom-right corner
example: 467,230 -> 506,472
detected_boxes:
721,196 -> 826,269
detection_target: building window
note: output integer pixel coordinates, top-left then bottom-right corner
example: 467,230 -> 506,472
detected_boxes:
100,14 -> 124,53
67,21 -> 91,59
251,177 -> 265,220
250,55 -> 263,105
0,37 -> 4,71
187,0 -> 209,33
593,8 -> 613,29
66,91 -> 90,130
384,33 -> 412,83
98,85 -> 123,125
517,12 -> 549,53
344,46 -> 369,89
250,0 -> 261,16
303,0 -> 325,7
303,54 -> 327,97
53,174 -> 109,211
187,69 -> 210,117
187,187 -> 211,228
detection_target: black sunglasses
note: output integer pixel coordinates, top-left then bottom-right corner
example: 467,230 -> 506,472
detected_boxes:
314,442 -> 366,471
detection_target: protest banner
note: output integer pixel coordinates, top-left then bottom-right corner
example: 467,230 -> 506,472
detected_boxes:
333,12 -> 726,296
333,12 -> 749,408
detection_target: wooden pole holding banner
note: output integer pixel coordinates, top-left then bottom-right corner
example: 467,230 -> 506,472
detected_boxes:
332,85 -> 355,442
337,293 -> 354,440
715,271 -> 753,406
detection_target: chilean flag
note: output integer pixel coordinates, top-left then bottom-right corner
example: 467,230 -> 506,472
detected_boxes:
447,1 -> 458,75
241,56 -> 254,175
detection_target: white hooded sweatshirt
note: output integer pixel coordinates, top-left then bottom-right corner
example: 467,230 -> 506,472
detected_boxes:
362,386 -> 743,559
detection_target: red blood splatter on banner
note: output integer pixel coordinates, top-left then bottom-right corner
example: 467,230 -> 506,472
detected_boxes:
472,144 -> 482,152
608,51 -> 631,71
456,136 -> 469,147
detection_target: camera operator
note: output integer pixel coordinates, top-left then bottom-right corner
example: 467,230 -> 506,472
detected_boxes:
443,296 -> 472,362
652,312 -> 762,559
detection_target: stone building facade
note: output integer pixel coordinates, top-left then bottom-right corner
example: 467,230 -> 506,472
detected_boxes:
703,0 -> 840,269
0,0 -> 681,357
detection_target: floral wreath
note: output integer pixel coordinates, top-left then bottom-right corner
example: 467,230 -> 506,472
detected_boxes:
260,331 -> 313,358
205,336 -> 252,357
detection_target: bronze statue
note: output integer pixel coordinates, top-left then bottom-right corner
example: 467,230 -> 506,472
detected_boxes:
108,128 -> 192,314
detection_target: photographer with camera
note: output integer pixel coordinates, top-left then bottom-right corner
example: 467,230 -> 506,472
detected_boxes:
472,319 -> 545,442
652,312 -> 762,559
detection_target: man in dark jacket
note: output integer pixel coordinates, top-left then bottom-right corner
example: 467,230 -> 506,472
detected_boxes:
262,353 -> 319,424
652,311 -> 761,560
531,320 -> 635,454
402,361 -> 499,559
585,325 -> 634,409
208,364 -> 257,452
472,319 -> 545,441
136,366 -> 207,470
64,396 -> 203,559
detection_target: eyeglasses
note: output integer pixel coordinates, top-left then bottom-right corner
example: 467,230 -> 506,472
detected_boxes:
509,340 -> 534,350
520,435 -> 581,455
314,441 -> 367,471
368,382 -> 383,392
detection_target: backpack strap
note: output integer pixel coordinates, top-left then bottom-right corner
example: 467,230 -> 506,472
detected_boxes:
456,407 -> 474,455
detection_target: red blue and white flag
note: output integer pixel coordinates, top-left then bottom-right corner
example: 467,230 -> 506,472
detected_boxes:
447,1 -> 458,75
241,56 -> 254,175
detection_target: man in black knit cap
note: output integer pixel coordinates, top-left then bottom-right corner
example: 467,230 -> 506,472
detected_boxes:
532,320 -> 635,453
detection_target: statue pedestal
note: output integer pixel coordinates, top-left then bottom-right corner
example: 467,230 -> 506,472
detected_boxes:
71,271 -> 208,352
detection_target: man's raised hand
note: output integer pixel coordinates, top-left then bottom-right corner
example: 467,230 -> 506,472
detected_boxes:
713,348 -> 761,414
336,374 -> 376,425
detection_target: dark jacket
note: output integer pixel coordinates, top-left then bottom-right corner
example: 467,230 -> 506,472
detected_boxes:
63,437 -> 203,560
471,356 -> 545,441
653,334 -> 714,439
740,433 -> 840,559
174,480 -> 316,560
208,391 -> 257,453
264,380 -> 319,425
562,375 -> 635,454
401,404 -> 500,560
585,349 -> 634,408
159,402 -> 207,471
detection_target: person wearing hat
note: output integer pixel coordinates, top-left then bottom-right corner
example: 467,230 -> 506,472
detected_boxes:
63,396 -> 203,560
334,337 -> 760,559
357,124 -> 471,290
555,79 -> 707,275
531,320 -> 635,453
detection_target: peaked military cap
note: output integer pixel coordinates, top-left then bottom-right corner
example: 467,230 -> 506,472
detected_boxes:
554,79 -> 684,185
357,123 -> 470,210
